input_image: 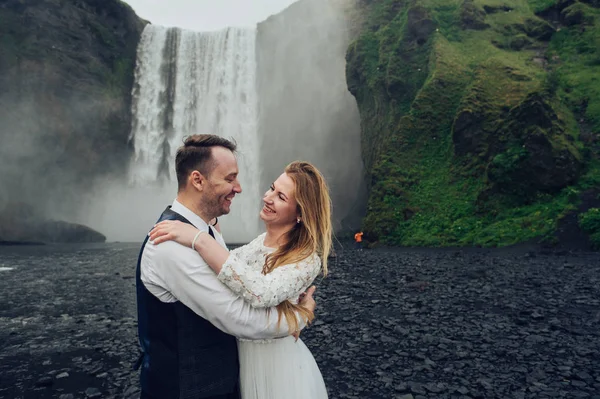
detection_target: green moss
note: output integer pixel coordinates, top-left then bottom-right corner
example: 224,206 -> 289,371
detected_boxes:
105,57 -> 134,95
526,0 -> 558,14
579,208 -> 600,249
578,159 -> 600,189
89,19 -> 118,49
547,4 -> 600,133
350,0 -> 600,248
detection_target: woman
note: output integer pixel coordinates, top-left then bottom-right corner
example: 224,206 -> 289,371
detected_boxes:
149,161 -> 332,399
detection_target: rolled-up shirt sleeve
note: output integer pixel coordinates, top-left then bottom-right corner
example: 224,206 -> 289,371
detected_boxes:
143,241 -> 302,340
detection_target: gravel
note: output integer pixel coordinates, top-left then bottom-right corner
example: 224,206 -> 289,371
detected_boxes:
1,242 -> 599,398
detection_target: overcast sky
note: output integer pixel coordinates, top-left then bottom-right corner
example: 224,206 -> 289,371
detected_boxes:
123,0 -> 298,31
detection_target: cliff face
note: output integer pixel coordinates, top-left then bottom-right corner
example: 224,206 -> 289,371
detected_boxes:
0,0 -> 146,241
0,0 -> 145,214
348,0 -> 600,247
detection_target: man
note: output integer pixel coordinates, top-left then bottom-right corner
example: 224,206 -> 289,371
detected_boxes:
354,231 -> 364,250
135,134 -> 316,399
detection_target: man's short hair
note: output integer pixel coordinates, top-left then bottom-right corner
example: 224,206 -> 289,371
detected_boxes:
175,134 -> 237,191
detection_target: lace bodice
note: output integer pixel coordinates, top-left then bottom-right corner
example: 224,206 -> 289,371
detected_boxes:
218,233 -> 322,309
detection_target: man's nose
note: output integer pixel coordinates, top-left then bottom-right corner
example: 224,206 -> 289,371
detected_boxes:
234,180 -> 242,193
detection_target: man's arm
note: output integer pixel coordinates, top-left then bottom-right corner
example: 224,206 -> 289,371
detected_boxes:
143,241 -> 310,340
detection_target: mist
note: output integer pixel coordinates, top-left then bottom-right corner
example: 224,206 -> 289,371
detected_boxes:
0,81 -> 131,228
256,0 -> 365,232
77,178 -> 175,243
78,153 -> 268,244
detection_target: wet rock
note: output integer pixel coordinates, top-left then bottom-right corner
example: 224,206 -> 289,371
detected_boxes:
483,4 -> 513,13
123,385 -> 140,397
406,5 -> 437,44
460,0 -> 489,30
425,382 -> 446,393
487,93 -> 582,194
35,376 -> 53,387
456,386 -> 469,395
0,203 -> 106,244
521,18 -> 556,41
85,387 -> 102,398
408,382 -> 426,395
562,3 -> 595,26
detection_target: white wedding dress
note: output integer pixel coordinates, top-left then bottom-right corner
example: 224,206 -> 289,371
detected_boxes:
218,233 -> 328,399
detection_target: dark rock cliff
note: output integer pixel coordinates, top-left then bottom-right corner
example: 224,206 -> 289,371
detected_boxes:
0,0 -> 146,242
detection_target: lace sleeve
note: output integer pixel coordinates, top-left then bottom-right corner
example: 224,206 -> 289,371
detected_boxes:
229,246 -> 243,257
218,253 -> 321,308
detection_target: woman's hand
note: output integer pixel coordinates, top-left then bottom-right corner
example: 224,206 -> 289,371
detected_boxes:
149,220 -> 201,247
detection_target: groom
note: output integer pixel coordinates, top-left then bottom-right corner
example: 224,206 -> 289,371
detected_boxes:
135,134 -> 316,399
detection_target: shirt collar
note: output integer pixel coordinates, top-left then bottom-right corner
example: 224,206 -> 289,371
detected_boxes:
171,199 -> 211,233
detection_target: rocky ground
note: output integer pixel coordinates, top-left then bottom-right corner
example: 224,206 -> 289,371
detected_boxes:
0,242 -> 599,399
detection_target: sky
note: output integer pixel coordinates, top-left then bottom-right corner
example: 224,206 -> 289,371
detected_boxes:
123,0 -> 299,31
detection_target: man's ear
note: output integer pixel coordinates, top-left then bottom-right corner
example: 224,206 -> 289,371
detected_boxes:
189,170 -> 205,191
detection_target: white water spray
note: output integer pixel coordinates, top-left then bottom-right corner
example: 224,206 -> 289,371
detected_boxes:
129,25 -> 261,241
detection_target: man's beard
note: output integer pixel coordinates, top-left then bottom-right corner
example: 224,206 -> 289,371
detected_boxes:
204,194 -> 230,218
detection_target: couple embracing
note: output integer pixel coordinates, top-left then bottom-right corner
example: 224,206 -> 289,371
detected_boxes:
135,134 -> 332,398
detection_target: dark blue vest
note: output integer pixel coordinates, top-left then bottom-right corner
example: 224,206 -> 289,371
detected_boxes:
135,207 -> 239,398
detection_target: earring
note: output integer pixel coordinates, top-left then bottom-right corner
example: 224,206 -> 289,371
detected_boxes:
297,218 -> 301,224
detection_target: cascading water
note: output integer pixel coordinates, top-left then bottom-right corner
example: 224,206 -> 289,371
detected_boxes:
129,25 -> 262,241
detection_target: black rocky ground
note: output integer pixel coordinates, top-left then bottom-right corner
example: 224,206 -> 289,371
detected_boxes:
0,243 -> 599,399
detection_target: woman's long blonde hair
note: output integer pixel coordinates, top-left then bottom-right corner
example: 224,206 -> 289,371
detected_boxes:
262,161 -> 333,333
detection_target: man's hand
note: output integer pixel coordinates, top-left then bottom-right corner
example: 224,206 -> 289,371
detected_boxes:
299,286 -> 317,313
293,286 -> 317,341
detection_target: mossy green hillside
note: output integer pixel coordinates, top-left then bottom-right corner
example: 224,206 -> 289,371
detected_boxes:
348,0 -> 600,247
579,207 -> 600,248
548,2 -> 600,134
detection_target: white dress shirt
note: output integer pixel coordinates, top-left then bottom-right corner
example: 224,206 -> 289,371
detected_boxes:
140,199 -> 296,340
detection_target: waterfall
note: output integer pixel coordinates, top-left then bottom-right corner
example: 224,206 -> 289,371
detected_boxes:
129,25 -> 261,241
105,0 -> 365,244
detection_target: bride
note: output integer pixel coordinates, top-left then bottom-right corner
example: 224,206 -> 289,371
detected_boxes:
149,161 -> 331,399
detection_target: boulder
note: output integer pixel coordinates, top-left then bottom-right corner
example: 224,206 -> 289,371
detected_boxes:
453,109 -> 486,157
0,203 -> 106,244
38,221 -> 107,244
406,6 -> 437,43
491,34 -> 534,51
487,93 -> 582,193
561,3 -> 595,26
522,18 -> 556,41
483,4 -> 513,13
460,0 -> 489,30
